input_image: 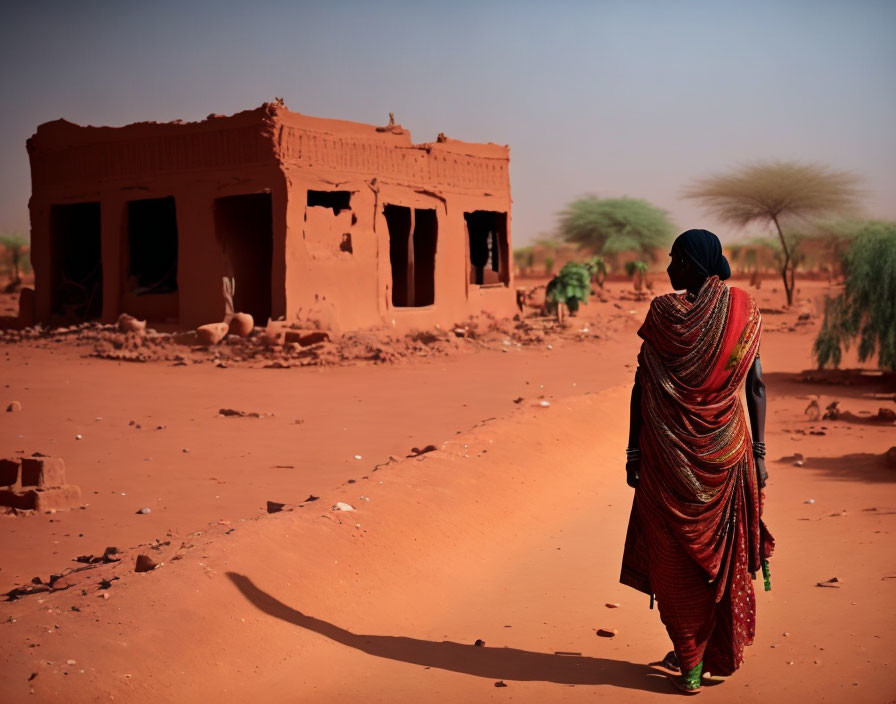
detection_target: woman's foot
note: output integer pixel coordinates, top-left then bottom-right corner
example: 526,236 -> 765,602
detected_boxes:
668,660 -> 702,694
661,650 -> 680,672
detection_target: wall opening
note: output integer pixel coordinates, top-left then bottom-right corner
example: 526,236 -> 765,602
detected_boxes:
50,202 -> 103,319
305,190 -> 353,258
126,197 -> 178,294
214,193 -> 273,324
465,210 -> 509,286
307,190 -> 351,213
385,204 -> 437,307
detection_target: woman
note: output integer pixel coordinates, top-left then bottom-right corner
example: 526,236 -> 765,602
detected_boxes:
620,229 -> 774,694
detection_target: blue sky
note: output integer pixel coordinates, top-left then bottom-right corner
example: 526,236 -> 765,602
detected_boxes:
1,0 -> 893,244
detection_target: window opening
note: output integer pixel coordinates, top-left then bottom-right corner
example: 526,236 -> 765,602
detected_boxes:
307,190 -> 351,213
50,202 -> 103,319
465,210 -> 509,286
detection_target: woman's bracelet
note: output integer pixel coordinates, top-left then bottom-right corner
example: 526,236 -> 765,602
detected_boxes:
626,447 -> 641,461
752,441 -> 766,459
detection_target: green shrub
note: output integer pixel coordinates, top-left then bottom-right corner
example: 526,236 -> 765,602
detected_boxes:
585,255 -> 608,287
814,221 -> 896,371
546,262 -> 591,315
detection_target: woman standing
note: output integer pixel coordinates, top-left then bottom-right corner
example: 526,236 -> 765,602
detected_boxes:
620,229 -> 774,694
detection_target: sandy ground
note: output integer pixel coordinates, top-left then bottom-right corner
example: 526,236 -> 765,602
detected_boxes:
1,279 -> 894,703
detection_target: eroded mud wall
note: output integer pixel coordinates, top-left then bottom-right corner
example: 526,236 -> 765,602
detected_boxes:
28,105 -> 515,331
28,108 -> 282,327
275,111 -> 515,331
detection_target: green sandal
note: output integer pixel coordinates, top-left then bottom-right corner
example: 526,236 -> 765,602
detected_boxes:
669,660 -> 703,694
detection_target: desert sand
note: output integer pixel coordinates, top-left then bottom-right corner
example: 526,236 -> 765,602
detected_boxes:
1,280 -> 894,703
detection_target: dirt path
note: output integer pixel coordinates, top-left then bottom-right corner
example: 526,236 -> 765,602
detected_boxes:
1,375 -> 893,702
0,332 -> 638,591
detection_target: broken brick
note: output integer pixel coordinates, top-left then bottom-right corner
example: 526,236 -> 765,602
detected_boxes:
0,458 -> 21,487
21,457 -> 67,488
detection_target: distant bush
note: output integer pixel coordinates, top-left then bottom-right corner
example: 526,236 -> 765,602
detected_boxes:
814,221 -> 896,371
624,260 -> 649,291
585,255 -> 608,288
0,234 -> 30,283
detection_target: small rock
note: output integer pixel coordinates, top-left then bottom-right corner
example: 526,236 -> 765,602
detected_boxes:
333,502 -> 355,512
134,554 -> 158,572
66,659 -> 76,665
794,460 -> 804,467
75,434 -> 83,440
227,312 -> 254,338
196,322 -> 229,346
116,313 -> 146,335
136,507 -> 151,515
494,681 -> 507,687
474,639 -> 485,647
353,455 -> 362,460
596,628 -> 617,638
539,400 -> 550,408
816,576 -> 841,588
804,499 -> 815,504
304,495 -> 319,502
605,603 -> 620,609
6,401 -> 22,412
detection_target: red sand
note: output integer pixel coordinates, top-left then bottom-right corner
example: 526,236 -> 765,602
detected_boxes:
1,280 -> 894,702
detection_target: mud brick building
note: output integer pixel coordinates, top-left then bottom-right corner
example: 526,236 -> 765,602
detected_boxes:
26,103 -> 515,331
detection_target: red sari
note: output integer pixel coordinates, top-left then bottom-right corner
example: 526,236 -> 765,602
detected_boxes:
620,276 -> 774,676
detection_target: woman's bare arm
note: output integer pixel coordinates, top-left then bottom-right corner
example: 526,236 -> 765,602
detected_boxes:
626,370 -> 642,488
745,356 -> 768,488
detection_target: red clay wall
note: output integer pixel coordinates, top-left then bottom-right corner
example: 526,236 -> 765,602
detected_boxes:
274,109 -> 515,331
27,104 -> 515,331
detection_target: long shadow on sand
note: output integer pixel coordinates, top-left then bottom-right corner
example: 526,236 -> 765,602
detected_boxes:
227,572 -> 670,693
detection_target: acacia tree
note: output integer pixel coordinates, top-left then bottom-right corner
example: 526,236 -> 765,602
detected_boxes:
684,161 -> 862,305
814,221 -> 896,371
557,196 -> 674,265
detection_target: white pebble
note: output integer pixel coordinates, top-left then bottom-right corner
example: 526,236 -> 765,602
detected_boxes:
353,454 -> 362,460
539,401 -> 551,408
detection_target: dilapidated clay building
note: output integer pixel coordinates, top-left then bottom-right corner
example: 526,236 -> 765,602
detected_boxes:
26,103 -> 514,331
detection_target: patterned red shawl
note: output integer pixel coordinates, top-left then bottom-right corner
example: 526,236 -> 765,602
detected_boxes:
620,276 -> 774,675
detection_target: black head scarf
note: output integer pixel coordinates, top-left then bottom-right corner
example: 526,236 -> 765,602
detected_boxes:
673,229 -> 731,281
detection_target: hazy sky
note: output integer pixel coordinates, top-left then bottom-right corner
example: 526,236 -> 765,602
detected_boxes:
1,0 -> 893,245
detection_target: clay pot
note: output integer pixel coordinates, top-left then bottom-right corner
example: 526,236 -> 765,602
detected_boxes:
196,322 -> 229,346
117,313 -> 146,335
228,312 -> 254,338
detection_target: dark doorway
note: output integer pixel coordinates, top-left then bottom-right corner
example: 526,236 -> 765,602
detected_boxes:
126,197 -> 178,294
50,202 -> 103,319
214,193 -> 273,324
465,211 -> 508,286
385,205 -> 437,307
